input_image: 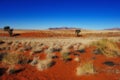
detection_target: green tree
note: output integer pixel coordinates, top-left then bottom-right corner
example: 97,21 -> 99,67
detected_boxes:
3,26 -> 13,37
75,29 -> 81,37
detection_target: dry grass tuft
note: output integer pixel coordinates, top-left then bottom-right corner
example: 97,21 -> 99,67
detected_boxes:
92,39 -> 120,57
76,61 -> 95,76
36,58 -> 53,71
2,53 -> 19,65
61,48 -> 71,62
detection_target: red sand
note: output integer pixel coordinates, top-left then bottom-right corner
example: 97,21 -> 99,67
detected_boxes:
0,31 -> 120,80
0,46 -> 120,80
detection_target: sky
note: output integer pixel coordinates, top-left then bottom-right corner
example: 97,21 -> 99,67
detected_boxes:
0,0 -> 120,30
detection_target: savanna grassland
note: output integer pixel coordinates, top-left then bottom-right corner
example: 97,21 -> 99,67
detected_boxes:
0,29 -> 120,80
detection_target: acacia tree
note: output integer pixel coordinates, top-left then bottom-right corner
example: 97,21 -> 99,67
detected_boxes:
75,29 -> 81,37
4,26 -> 13,37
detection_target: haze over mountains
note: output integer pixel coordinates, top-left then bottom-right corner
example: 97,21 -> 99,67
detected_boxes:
48,27 -> 120,30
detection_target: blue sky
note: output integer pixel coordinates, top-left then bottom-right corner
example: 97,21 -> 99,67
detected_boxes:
0,0 -> 120,30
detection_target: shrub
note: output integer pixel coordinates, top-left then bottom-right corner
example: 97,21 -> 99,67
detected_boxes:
76,61 -> 95,76
92,39 -> 120,57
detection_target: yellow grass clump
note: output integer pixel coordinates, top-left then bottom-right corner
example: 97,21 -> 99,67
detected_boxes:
76,61 -> 95,76
2,53 -> 19,65
92,39 -> 120,57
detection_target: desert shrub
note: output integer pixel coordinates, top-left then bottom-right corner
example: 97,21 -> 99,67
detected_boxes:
92,39 -> 120,57
76,61 -> 95,76
36,58 -> 53,71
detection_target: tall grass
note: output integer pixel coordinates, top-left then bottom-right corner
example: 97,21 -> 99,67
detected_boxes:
92,39 -> 120,57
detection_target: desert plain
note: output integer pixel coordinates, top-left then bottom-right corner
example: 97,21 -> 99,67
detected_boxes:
0,29 -> 120,80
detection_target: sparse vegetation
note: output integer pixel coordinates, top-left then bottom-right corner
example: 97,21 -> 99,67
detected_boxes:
0,30 -> 120,79
92,39 -> 120,57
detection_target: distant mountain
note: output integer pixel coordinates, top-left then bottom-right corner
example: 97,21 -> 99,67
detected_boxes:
48,27 -> 80,30
105,27 -> 120,30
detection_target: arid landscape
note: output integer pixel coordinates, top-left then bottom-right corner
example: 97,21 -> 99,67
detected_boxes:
0,29 -> 120,80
